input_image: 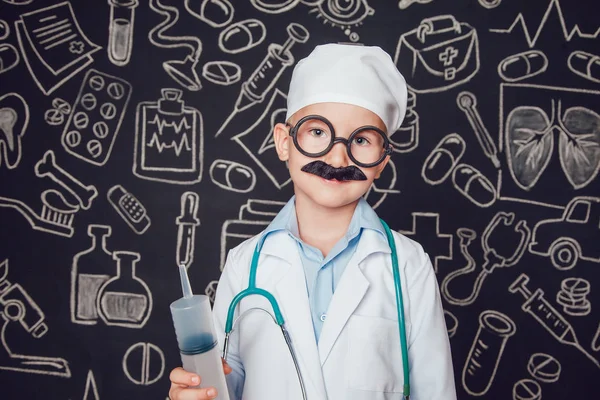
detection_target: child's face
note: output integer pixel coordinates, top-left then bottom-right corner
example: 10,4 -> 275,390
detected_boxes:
273,102 -> 390,209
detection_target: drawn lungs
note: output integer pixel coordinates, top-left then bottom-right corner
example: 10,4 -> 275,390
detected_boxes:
506,102 -> 600,190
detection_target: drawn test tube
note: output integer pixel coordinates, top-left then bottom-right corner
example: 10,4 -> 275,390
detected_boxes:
463,310 -> 516,396
108,0 -> 139,66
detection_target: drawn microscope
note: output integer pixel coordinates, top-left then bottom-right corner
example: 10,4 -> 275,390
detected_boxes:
441,211 -> 531,306
0,259 -> 70,377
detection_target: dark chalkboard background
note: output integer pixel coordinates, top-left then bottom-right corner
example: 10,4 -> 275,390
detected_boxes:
1,0 -> 599,398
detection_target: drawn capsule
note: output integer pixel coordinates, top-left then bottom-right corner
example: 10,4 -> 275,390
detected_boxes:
498,50 -> 548,82
452,164 -> 496,208
568,50 -> 600,84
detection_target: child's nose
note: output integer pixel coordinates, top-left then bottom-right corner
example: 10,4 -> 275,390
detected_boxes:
324,140 -> 350,168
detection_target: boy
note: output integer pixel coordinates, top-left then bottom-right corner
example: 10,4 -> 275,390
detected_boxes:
169,43 -> 456,400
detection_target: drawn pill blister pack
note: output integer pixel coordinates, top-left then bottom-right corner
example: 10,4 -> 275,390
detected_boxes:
61,69 -> 132,166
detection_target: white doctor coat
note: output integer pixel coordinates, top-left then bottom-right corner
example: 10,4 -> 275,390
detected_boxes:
213,228 -> 457,400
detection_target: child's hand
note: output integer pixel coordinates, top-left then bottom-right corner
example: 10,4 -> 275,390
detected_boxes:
168,359 -> 232,400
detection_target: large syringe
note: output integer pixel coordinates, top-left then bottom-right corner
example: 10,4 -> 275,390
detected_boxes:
509,273 -> 600,368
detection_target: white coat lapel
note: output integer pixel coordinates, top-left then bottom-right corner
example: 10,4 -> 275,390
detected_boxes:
261,231 -> 328,399
318,230 -> 392,365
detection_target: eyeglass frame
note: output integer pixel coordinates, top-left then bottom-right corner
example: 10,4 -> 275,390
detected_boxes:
284,114 -> 393,168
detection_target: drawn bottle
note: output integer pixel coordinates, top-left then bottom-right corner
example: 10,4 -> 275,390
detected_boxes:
97,251 -> 152,328
134,88 -> 203,184
108,0 -> 139,66
71,225 -> 113,325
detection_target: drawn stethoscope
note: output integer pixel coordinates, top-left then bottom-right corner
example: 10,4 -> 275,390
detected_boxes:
441,211 -> 531,306
221,219 -> 412,400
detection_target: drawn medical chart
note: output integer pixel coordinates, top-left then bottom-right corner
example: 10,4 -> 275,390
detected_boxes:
0,92 -> 29,170
509,273 -> 600,369
528,196 -> 600,270
307,0 -> 374,42
0,43 -> 19,75
61,69 -> 132,166
398,212 -> 453,273
441,211 -> 531,306
497,51 -> 548,83
462,310 -> 516,396
108,185 -> 151,235
398,0 -> 433,10
363,158 -> 400,210
210,159 -> 257,193
176,192 -> 200,269
107,0 -> 138,66
122,342 -> 165,385
220,199 -> 286,271
216,22 -> 309,137
14,2 -> 101,95
218,19 -> 266,54
133,88 -> 203,184
201,61 -> 241,86
0,259 -> 71,378
568,50 -> 600,84
512,379 -> 541,400
185,0 -> 234,28
82,370 -> 100,400
555,277 -> 591,316
148,0 -> 203,91
490,0 -> 600,48
527,353 -> 561,383
231,89 -> 292,189
45,97 -> 71,126
394,15 -> 480,94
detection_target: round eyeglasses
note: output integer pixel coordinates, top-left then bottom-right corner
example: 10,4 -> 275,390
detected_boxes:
286,115 -> 392,168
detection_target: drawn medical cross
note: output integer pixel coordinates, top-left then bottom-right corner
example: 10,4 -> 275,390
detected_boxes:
439,46 -> 458,66
399,213 -> 453,273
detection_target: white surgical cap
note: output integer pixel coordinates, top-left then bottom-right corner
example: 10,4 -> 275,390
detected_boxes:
285,43 -> 408,134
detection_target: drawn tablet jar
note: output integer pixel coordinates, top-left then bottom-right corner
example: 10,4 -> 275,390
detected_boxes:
97,251 -> 152,328
108,0 -> 138,66
71,225 -> 113,324
463,310 -> 516,396
390,90 -> 418,152
134,88 -> 203,184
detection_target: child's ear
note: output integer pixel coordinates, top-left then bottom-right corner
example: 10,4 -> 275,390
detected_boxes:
374,155 -> 391,179
273,123 -> 290,161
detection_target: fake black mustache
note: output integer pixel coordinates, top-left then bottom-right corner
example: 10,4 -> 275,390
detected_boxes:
301,160 -> 367,181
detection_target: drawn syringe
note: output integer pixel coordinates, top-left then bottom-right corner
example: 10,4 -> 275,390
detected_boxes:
216,22 -> 309,137
509,273 -> 600,368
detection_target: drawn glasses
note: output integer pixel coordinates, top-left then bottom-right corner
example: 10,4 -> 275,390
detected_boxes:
286,115 -> 392,168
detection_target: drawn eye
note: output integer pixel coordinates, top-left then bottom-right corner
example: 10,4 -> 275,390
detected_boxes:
313,0 -> 374,27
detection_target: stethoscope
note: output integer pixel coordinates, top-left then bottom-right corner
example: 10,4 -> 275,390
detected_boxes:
222,219 -> 410,400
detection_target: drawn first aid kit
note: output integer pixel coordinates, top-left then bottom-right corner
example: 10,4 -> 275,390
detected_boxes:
61,69 -> 132,166
394,15 -> 479,94
133,89 -> 203,184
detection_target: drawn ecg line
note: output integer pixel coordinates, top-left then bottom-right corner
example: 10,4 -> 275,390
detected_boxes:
490,0 -> 600,47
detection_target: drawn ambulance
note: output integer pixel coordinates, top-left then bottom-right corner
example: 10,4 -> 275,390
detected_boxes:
528,197 -> 600,270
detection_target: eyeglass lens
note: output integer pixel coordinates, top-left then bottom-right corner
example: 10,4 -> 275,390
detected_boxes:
294,117 -> 387,165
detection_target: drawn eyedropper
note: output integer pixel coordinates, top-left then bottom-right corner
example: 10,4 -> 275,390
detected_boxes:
509,273 -> 600,369
176,192 -> 200,269
215,23 -> 310,137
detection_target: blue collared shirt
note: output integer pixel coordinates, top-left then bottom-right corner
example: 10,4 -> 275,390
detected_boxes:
260,196 -> 386,342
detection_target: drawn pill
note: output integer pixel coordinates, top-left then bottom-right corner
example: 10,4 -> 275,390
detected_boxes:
45,109 -> 64,126
0,43 -> 19,74
513,379 -> 541,400
219,19 -> 267,54
527,353 -> 561,383
561,277 -> 590,295
100,103 -> 117,120
498,50 -> 548,82
52,98 -> 71,115
93,121 -> 109,139
202,61 -> 242,86
87,140 -> 103,158
73,112 -> 89,129
0,19 -> 9,41
81,93 -> 97,110
568,51 -> 600,84
107,82 -> 125,100
65,131 -> 82,147
89,75 -> 105,91
422,133 -> 465,185
185,0 -> 234,28
210,159 -> 256,193
123,342 -> 165,386
452,164 -> 496,207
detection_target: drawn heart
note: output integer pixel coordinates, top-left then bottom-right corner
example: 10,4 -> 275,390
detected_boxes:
506,106 -> 554,190
0,93 -> 29,169
559,107 -> 600,189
